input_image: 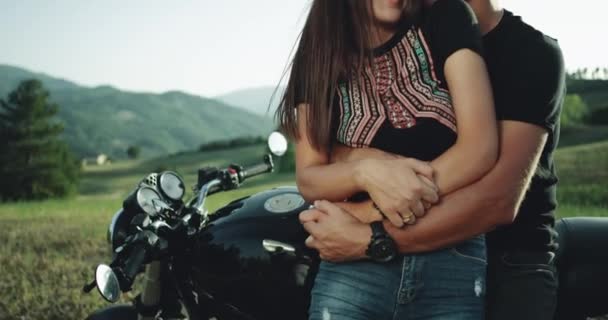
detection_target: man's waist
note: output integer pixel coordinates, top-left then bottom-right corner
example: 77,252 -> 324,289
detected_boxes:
487,218 -> 557,252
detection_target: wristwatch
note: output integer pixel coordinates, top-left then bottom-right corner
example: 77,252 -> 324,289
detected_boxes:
366,221 -> 397,262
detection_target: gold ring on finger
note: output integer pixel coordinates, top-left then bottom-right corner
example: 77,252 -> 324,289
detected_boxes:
402,212 -> 415,223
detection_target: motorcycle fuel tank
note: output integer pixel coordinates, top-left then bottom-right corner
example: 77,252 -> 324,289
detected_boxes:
191,186 -> 319,319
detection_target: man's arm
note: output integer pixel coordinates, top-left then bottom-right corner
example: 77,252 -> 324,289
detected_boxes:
299,121 -> 548,261
387,39 -> 565,252
384,120 -> 547,253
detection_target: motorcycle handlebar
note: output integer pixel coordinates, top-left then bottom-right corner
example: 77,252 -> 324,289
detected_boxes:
241,155 -> 274,180
118,242 -> 147,291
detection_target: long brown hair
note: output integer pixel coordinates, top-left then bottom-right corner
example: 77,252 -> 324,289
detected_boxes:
275,0 -> 420,154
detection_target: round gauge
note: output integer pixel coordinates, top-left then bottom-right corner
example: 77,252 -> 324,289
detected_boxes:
136,187 -> 162,216
264,193 -> 306,214
158,171 -> 185,201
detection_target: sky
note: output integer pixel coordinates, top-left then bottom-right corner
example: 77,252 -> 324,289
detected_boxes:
0,0 -> 606,97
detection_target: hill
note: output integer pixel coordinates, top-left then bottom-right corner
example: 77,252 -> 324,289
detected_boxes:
217,79 -> 608,118
0,64 -> 80,93
216,85 -> 283,117
0,65 -> 275,158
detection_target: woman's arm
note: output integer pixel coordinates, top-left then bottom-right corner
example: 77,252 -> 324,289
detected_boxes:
294,103 -> 366,203
295,104 -> 439,227
430,49 -> 497,195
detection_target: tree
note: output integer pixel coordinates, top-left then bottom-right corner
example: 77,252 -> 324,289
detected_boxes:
126,145 -> 141,159
0,79 -> 79,201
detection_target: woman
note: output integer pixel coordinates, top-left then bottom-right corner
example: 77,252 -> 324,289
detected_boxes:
276,0 -> 496,319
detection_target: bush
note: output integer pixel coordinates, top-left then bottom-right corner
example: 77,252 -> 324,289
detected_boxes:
126,145 -> 141,159
560,94 -> 590,127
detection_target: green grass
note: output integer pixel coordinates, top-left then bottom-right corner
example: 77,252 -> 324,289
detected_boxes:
0,181 -> 296,320
555,141 -> 608,207
0,198 -> 114,320
0,145 -> 295,320
1,139 -> 607,320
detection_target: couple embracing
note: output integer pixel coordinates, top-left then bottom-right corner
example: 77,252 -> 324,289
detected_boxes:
276,0 -> 564,319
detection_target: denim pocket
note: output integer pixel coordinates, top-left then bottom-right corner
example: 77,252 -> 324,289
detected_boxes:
449,234 -> 487,265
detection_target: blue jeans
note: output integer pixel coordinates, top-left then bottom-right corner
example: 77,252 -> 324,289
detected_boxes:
309,235 -> 487,320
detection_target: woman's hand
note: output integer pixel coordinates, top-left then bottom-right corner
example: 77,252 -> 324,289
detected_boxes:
334,201 -> 384,224
355,158 -> 440,228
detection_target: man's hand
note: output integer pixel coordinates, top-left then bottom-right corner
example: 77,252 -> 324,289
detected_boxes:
382,121 -> 550,253
299,200 -> 371,262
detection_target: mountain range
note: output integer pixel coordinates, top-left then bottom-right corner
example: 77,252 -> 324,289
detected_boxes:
0,65 -> 275,159
5,63 -> 603,160
216,86 -> 283,117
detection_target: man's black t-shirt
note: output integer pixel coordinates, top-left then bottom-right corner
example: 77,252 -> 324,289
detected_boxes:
483,10 -> 565,252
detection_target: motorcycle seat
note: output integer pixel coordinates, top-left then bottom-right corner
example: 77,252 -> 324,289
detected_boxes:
553,217 -> 608,320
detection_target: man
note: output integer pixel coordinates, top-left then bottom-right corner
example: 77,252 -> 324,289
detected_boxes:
299,0 -> 565,319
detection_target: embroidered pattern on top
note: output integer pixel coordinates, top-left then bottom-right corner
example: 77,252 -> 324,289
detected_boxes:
336,27 -> 456,148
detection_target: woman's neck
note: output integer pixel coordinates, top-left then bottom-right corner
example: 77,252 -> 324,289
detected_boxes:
370,22 -> 400,48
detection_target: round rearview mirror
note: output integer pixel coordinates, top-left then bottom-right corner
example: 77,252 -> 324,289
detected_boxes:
95,264 -> 120,303
268,131 -> 288,157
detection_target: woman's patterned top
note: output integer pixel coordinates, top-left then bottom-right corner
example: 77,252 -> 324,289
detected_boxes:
333,0 -> 482,161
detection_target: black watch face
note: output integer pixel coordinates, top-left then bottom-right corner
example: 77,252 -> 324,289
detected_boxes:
369,238 -> 396,262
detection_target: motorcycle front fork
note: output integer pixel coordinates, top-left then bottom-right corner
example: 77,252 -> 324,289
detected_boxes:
138,261 -> 162,320
137,261 -> 193,320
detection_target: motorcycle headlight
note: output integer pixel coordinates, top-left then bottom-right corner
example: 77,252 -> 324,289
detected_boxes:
158,171 -> 185,201
107,208 -> 129,250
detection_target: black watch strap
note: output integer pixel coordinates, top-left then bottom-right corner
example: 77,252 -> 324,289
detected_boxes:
366,221 -> 397,262
370,221 -> 386,239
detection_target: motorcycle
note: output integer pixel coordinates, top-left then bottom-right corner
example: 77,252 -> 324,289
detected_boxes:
84,132 -> 608,320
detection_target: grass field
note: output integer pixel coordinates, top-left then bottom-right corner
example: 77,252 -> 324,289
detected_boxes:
1,139 -> 607,319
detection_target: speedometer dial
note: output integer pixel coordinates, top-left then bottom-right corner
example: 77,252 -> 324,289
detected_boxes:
159,171 -> 185,201
136,187 -> 162,216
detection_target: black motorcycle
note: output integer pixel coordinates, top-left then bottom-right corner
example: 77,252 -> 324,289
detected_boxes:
84,132 -> 608,320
